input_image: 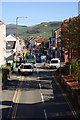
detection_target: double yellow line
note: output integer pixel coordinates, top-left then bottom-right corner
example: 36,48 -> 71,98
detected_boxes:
11,76 -> 24,120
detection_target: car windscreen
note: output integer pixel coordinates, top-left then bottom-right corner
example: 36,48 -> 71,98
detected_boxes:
23,65 -> 32,69
26,56 -> 35,59
51,60 -> 59,63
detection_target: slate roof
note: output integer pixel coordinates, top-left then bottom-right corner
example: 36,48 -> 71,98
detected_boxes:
6,54 -> 13,62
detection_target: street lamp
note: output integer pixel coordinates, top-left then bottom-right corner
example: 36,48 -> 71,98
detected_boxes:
16,16 -> 28,51
16,16 -> 28,36
15,16 -> 28,63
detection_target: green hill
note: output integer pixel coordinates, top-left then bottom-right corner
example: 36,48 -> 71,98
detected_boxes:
6,21 -> 62,39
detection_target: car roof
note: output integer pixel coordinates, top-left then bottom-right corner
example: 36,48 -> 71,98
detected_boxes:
51,58 -> 60,60
21,63 -> 33,66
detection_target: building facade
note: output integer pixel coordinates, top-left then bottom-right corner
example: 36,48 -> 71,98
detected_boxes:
61,16 -> 80,62
0,21 -> 6,67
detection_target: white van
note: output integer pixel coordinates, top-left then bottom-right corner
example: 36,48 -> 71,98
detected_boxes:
48,58 -> 60,69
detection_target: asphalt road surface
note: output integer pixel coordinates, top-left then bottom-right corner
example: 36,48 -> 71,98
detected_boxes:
2,64 -> 79,120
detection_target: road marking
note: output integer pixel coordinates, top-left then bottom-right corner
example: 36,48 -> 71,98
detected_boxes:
37,76 -> 39,80
11,76 -> 24,119
41,93 -> 44,104
39,83 -> 44,103
13,89 -> 18,103
14,89 -> 22,103
37,67 -> 48,120
7,75 -> 21,119
11,89 -> 22,119
7,75 -> 24,120
39,83 -> 41,90
44,109 -> 48,120
12,76 -> 23,103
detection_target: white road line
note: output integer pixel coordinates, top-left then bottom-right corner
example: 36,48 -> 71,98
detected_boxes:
39,83 -> 41,90
44,109 -> 48,120
41,93 -> 44,104
37,76 -> 39,80
37,67 -> 48,120
39,83 -> 44,103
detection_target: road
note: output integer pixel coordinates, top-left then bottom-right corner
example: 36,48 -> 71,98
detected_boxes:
2,63 -> 79,120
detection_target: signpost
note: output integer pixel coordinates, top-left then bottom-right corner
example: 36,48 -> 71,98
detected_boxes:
41,55 -> 46,63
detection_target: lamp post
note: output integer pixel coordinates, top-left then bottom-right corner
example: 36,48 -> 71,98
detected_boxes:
16,16 -> 28,43
16,16 -> 28,36
14,16 -> 28,64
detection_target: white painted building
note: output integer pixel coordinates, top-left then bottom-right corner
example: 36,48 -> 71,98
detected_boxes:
6,34 -> 25,53
6,34 -> 17,64
6,34 -> 25,63
0,21 -> 6,67
6,34 -> 17,53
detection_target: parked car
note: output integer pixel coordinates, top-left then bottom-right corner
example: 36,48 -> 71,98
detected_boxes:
47,58 -> 60,69
18,63 -> 34,75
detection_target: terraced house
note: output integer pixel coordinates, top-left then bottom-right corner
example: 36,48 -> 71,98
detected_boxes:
0,20 -> 6,67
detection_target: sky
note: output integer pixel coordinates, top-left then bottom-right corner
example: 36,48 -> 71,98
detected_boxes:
1,1 -> 79,26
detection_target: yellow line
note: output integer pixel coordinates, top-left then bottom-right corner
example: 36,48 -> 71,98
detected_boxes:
11,75 -> 24,119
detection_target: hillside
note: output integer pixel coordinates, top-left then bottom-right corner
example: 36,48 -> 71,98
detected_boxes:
6,24 -> 27,36
6,21 -> 62,39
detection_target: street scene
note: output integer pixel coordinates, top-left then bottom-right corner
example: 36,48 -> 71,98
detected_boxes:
0,1 -> 80,120
2,66 -> 79,120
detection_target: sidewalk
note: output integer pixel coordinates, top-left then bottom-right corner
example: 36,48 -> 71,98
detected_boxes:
55,73 -> 80,118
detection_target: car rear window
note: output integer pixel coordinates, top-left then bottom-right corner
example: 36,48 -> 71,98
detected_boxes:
24,65 -> 32,69
51,60 -> 58,63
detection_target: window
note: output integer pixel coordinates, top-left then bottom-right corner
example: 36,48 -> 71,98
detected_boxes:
51,60 -> 58,63
26,55 -> 35,59
23,65 -> 32,69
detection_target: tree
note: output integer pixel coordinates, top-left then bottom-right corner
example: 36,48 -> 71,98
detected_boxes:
61,16 -> 80,74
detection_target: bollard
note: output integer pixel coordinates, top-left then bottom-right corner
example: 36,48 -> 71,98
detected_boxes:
2,68 -> 8,86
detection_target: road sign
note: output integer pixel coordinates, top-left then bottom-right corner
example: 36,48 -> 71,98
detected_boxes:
41,56 -> 46,60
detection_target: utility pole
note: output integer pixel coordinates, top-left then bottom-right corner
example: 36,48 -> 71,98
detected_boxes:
15,16 -> 28,63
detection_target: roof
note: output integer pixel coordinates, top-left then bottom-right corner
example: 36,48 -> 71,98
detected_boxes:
6,34 -> 17,41
51,58 -> 60,61
36,36 -> 44,43
6,54 -> 13,61
64,16 -> 75,23
0,20 -> 5,25
21,63 -> 34,66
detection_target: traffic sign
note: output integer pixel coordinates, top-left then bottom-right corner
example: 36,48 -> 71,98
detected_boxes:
41,56 -> 46,60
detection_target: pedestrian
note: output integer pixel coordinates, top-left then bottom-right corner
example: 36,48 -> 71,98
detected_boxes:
18,65 -> 20,75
